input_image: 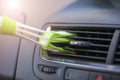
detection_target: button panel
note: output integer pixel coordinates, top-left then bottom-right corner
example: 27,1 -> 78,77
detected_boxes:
89,72 -> 111,80
38,65 -> 57,74
111,75 -> 120,80
65,68 -> 89,80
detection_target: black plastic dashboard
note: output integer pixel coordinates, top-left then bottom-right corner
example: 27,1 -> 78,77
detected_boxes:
0,0 -> 120,80
33,0 -> 120,80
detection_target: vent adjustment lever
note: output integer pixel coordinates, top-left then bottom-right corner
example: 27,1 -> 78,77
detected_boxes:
70,40 -> 92,47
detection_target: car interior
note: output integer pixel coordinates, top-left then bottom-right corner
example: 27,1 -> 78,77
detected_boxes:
0,0 -> 120,80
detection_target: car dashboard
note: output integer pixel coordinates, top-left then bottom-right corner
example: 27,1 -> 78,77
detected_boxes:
33,0 -> 120,80
0,0 -> 120,80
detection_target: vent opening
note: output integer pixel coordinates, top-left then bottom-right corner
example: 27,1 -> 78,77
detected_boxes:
42,25 -> 115,64
114,40 -> 120,64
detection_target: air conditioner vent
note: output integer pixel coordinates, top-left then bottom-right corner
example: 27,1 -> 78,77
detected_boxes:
114,40 -> 120,64
43,26 -> 115,64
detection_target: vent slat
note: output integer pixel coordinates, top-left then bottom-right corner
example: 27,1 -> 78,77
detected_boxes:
91,44 -> 109,48
115,59 -> 120,62
114,52 -> 120,64
114,40 -> 120,64
118,46 -> 120,48
75,55 -> 106,60
66,48 -> 107,54
65,30 -> 113,35
48,52 -> 106,60
71,37 -> 111,41
44,26 -> 115,64
116,52 -> 120,55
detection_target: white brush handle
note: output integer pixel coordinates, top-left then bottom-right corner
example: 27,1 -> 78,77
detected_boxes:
17,28 -> 41,38
0,16 -> 3,27
16,33 -> 44,46
0,15 -> 49,46
17,22 -> 46,33
15,22 -> 51,45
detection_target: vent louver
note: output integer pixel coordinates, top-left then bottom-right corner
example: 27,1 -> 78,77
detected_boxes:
114,40 -> 120,64
43,25 -> 115,64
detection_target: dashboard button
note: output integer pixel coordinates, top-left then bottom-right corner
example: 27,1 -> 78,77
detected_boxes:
38,65 -> 57,73
96,75 -> 103,80
111,75 -> 120,80
65,68 -> 89,80
89,72 -> 111,80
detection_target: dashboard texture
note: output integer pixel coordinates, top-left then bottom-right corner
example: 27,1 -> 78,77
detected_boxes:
0,0 -> 120,80
33,0 -> 120,80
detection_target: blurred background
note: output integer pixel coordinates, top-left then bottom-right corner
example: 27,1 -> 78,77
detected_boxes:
0,0 -> 75,26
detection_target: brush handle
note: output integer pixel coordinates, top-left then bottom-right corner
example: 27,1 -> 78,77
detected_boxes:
0,16 -> 75,53
0,15 -> 48,45
0,16 -> 2,27
17,22 -> 46,33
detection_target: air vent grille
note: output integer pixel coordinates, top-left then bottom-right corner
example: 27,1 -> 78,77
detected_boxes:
114,40 -> 120,64
44,26 -> 115,63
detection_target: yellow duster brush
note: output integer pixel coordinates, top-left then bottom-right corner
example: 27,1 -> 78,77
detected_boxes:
0,15 -> 75,53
